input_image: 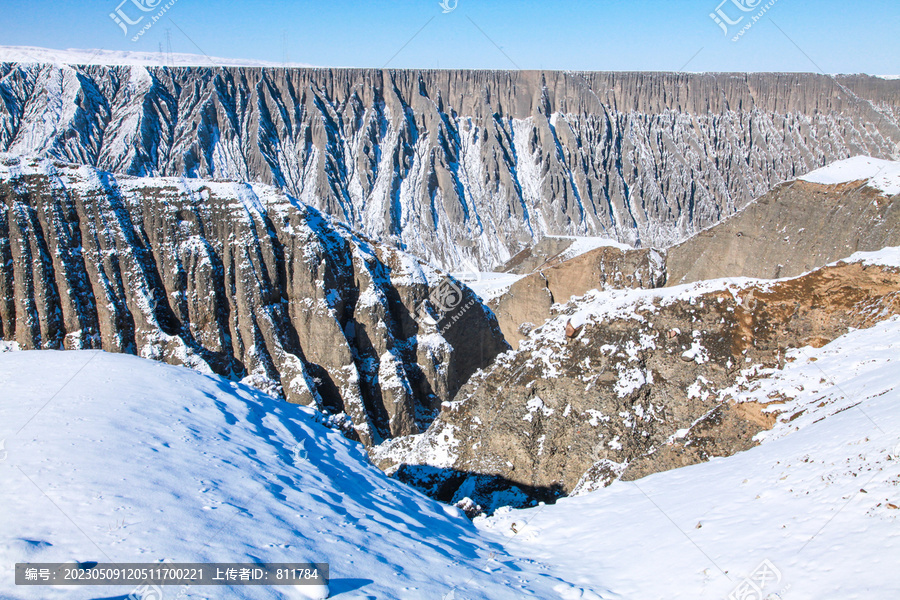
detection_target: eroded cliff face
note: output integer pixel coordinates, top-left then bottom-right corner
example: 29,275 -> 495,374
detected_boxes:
666,179 -> 900,285
0,155 -> 508,445
375,258 -> 900,512
1,64 -> 898,268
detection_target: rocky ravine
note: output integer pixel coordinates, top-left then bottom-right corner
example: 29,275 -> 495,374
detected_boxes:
1,63 -> 898,268
375,255 -> 900,512
0,155 -> 507,445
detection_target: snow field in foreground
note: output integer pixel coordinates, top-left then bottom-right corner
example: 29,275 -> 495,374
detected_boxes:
2,313 -> 900,598
0,352 -> 571,599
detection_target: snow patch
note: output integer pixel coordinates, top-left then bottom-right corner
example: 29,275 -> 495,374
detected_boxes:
799,156 -> 900,196
0,45 -> 314,68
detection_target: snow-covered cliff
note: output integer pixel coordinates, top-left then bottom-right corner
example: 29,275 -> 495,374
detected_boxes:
2,62 -> 897,268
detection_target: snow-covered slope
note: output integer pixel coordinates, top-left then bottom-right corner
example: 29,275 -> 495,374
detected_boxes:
3,315 -> 898,599
463,272 -> 526,303
0,351 -> 572,599
572,247 -> 900,331
552,236 -> 633,262
0,45 -> 311,67
799,155 -> 900,195
483,315 -> 900,599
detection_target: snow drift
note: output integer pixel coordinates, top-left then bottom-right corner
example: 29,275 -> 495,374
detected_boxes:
0,350 -> 573,599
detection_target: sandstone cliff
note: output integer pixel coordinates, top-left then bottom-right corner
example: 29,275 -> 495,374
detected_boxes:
0,155 -> 508,445
2,64 -> 898,268
666,178 -> 900,285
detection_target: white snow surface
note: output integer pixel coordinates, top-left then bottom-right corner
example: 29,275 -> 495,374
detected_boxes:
0,45 -> 313,68
839,245 -> 900,268
463,272 -> 526,302
482,316 -> 900,599
551,236 -> 633,261
0,351 -> 570,599
799,155 -> 900,196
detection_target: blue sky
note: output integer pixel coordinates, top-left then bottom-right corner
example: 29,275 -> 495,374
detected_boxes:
1,0 -> 897,73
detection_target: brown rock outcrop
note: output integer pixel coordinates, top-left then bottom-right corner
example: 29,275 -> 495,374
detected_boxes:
378,259 -> 900,510
490,245 -> 665,346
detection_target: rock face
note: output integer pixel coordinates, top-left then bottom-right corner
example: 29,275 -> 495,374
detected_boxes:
1,63 -> 898,268
666,179 -> 900,285
489,245 -> 665,346
375,257 -> 900,511
0,155 -> 507,445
